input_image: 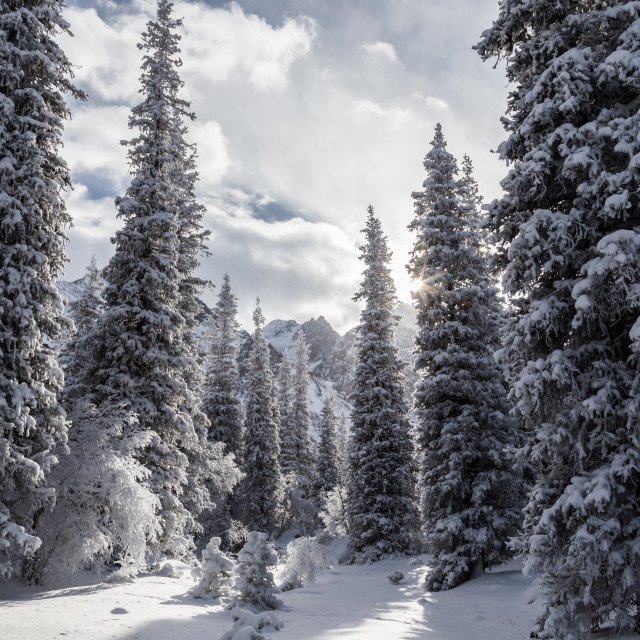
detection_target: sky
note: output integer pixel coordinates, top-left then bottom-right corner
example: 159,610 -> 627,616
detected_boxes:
59,0 -> 509,333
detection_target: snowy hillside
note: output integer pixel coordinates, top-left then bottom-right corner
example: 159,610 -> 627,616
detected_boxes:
1,550 -> 552,640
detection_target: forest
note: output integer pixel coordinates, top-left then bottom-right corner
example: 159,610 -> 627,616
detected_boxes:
2,1 -> 640,639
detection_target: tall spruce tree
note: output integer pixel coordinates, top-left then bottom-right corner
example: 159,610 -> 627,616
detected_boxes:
477,3 -> 640,637
348,206 -> 419,562
276,352 -> 296,478
199,274 -> 244,548
0,0 -> 83,578
60,256 -> 104,404
290,331 -> 315,493
315,385 -> 340,495
83,0 -> 216,558
407,125 -> 524,591
202,274 -> 244,461
240,300 -> 283,537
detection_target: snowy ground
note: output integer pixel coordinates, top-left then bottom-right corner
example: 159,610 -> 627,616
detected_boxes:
2,550 -> 638,640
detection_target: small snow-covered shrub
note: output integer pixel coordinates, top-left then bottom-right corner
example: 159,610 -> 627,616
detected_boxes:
279,537 -> 338,591
156,562 -> 183,578
190,536 -> 235,599
387,571 -> 404,584
219,606 -> 284,639
318,486 -> 349,537
232,531 -> 281,610
220,627 -> 264,640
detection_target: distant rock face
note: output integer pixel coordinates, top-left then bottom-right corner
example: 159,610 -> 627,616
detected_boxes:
299,316 -> 339,364
313,328 -> 357,398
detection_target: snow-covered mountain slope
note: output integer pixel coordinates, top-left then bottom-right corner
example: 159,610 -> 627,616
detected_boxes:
56,277 -> 87,304
264,319 -> 301,355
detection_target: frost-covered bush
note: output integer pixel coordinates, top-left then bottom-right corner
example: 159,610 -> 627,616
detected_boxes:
35,402 -> 160,585
279,537 -> 338,591
231,531 -> 281,610
318,486 -> 349,537
190,537 -> 235,599
387,571 -> 404,584
219,607 -> 283,640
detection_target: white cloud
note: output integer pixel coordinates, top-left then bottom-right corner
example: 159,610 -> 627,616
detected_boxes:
352,99 -> 413,130
62,7 -> 147,103
180,2 -> 316,92
362,41 -> 401,66
412,92 -> 449,110
189,120 -> 232,190
64,105 -> 130,187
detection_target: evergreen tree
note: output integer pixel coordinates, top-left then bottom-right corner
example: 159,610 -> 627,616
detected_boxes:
190,536 -> 235,599
231,531 -> 281,611
348,206 -> 419,562
315,385 -> 340,495
0,0 -> 83,579
239,301 -> 283,537
407,125 -> 524,591
477,3 -> 640,637
335,411 -> 350,486
199,275 -> 244,547
202,274 -> 244,461
83,0 -> 219,558
276,352 -> 296,478
60,256 -> 104,404
289,331 -> 315,493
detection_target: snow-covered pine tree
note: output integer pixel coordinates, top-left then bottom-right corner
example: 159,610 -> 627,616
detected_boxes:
36,257 -> 160,584
82,0 -> 222,559
60,256 -> 104,404
199,274 -> 244,547
290,331 -> 315,493
231,531 -> 281,610
164,52 -> 216,530
276,352 -> 296,478
477,3 -> 640,637
315,385 -> 340,496
335,411 -> 350,486
190,536 -> 235,599
407,124 -> 524,591
0,0 -> 84,579
348,206 -> 419,562
239,301 -> 283,537
66,256 -> 104,345
203,274 -> 244,460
